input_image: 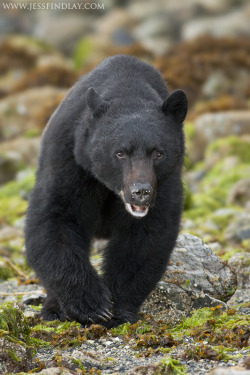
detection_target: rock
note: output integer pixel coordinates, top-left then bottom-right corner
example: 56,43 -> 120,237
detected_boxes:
228,252 -> 250,289
0,137 -> 41,183
227,179 -> 250,206
191,294 -> 227,310
33,15 -> 92,54
0,337 -> 35,374
208,366 -> 250,375
182,5 -> 250,40
228,289 -> 250,315
37,369 -> 64,375
22,292 -> 46,306
201,69 -> 250,99
0,226 -> 23,242
225,213 -> 250,244
0,151 -> 23,184
166,234 -> 236,300
192,113 -> 250,161
143,234 -> 237,314
133,13 -> 176,40
0,87 -> 67,140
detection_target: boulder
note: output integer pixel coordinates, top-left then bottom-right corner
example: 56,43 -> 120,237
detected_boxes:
143,234 -> 237,316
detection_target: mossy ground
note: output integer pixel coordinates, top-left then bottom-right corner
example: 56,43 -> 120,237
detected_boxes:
1,302 -> 249,373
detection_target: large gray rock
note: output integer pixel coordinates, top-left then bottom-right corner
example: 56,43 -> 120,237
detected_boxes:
143,234 -> 237,315
166,234 -> 236,301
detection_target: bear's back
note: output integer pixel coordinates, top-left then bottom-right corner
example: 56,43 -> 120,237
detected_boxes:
80,55 -> 168,101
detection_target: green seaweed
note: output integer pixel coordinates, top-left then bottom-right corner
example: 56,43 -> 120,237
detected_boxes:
0,303 -> 31,342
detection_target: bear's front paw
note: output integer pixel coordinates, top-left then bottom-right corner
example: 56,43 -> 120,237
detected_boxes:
41,306 -> 66,322
102,310 -> 138,328
61,282 -> 113,325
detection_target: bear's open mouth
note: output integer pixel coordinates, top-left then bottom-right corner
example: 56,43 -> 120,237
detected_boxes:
125,203 -> 149,218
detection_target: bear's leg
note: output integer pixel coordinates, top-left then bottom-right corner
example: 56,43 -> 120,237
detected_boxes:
26,218 -> 113,325
102,228 -> 177,328
41,290 -> 66,322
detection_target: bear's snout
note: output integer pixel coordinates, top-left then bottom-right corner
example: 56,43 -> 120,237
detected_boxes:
130,182 -> 152,206
122,181 -> 155,218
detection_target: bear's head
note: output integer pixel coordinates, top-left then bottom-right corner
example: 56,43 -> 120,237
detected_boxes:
74,88 -> 188,218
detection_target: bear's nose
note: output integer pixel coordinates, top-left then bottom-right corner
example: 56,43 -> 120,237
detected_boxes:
130,183 -> 152,205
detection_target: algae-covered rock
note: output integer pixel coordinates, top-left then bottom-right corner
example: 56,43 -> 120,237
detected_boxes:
0,337 -> 35,374
184,135 -> 250,241
192,114 -> 250,161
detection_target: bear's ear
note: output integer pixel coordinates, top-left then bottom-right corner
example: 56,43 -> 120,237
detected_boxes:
86,87 -> 109,118
162,90 -> 188,124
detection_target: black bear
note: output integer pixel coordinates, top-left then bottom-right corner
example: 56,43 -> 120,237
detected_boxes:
25,55 -> 188,328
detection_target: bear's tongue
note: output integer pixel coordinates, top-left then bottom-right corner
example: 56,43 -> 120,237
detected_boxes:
125,203 -> 149,218
131,204 -> 146,212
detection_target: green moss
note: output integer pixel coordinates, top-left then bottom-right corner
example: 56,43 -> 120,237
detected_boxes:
0,170 -> 35,225
6,349 -> 22,362
184,135 -> 250,230
111,322 -> 132,336
185,122 -> 196,143
73,38 -> 93,69
184,122 -> 196,171
0,303 -> 31,343
221,248 -> 243,261
32,319 -> 81,334
0,196 -> 27,225
24,129 -> 42,138
207,135 -> 250,164
135,324 -> 153,335
183,180 -> 193,210
7,34 -> 53,53
0,170 -> 35,199
169,307 -> 250,340
160,357 -> 187,375
0,257 -> 15,280
72,358 -> 86,371
201,164 -> 250,193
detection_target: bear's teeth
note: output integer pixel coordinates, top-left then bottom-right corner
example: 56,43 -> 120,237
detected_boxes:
125,203 -> 149,218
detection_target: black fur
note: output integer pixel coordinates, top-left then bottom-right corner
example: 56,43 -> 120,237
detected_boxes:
25,55 -> 188,328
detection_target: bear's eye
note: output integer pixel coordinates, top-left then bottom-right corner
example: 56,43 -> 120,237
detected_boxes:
115,151 -> 126,159
154,150 -> 164,159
